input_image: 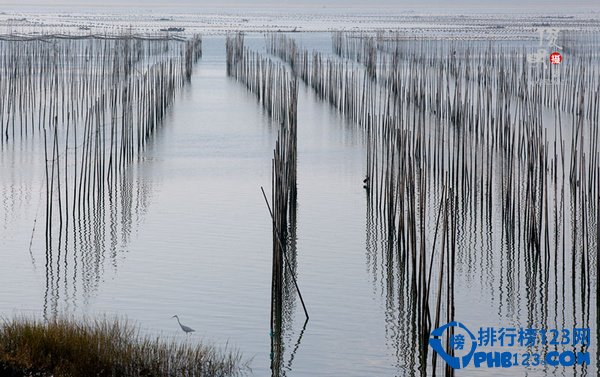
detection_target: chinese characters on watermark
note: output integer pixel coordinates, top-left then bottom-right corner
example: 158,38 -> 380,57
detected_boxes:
429,322 -> 592,370
527,27 -> 563,85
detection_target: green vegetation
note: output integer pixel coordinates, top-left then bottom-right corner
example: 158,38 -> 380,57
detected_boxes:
0,317 -> 246,377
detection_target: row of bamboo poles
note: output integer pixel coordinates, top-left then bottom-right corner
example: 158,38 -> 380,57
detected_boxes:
0,33 -> 202,318
0,34 -> 201,142
332,31 -> 378,80
266,31 -> 598,376
227,33 -> 302,377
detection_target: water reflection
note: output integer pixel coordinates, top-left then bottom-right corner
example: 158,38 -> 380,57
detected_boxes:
270,205 -> 301,377
0,35 -> 200,319
42,165 -> 155,319
363,122 -> 597,376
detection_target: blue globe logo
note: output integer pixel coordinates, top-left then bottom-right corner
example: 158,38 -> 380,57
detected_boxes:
429,321 -> 477,369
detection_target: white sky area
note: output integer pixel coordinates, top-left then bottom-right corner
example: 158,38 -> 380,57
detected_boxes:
3,0 -> 599,10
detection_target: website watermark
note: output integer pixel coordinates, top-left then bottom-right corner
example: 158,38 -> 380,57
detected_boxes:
429,321 -> 591,370
527,27 -> 563,86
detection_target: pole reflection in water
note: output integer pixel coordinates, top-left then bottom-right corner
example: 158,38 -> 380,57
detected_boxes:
303,32 -> 600,376
270,207 -> 308,377
0,35 -> 202,319
266,31 -> 597,375
226,32 -> 309,376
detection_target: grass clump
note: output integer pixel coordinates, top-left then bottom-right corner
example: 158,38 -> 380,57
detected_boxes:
0,316 -> 247,377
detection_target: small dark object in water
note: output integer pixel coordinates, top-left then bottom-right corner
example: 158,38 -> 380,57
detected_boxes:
160,27 -> 185,32
363,175 -> 369,183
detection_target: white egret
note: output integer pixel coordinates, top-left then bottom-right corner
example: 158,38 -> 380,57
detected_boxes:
172,315 -> 195,334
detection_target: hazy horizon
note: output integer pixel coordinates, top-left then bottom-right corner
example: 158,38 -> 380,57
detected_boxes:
2,0 -> 600,10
